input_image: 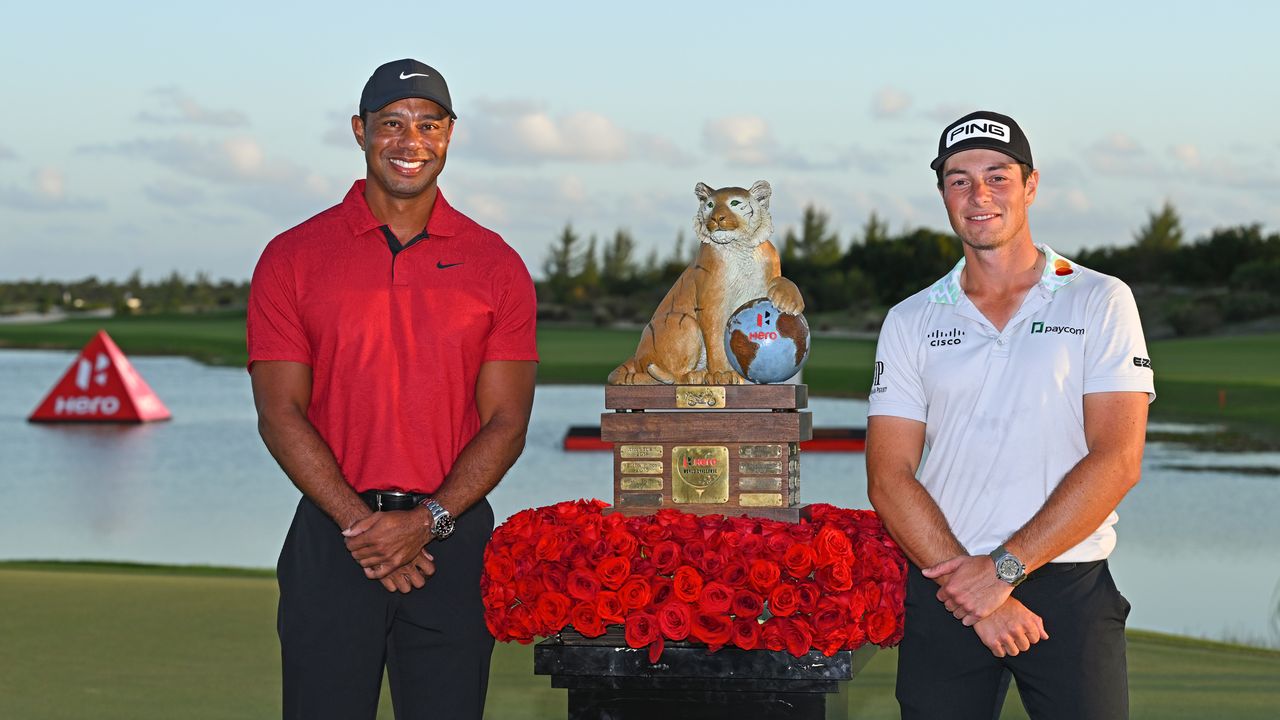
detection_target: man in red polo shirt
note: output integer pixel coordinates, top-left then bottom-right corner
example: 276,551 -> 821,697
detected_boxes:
248,59 -> 538,720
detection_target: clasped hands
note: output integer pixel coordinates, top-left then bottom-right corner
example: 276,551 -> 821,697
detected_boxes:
923,555 -> 1048,658
343,510 -> 437,594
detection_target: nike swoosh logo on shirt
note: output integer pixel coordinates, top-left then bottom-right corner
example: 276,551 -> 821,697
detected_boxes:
400,72 -> 430,80
437,261 -> 464,269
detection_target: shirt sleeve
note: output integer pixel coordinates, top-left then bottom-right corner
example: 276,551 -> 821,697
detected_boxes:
867,306 -> 927,422
483,246 -> 539,363
246,240 -> 312,370
1083,280 -> 1155,402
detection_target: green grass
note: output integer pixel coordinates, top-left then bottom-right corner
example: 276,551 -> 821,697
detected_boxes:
1,315 -> 1276,433
1,564 -> 1277,720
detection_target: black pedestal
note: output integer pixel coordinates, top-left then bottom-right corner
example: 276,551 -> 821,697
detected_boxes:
534,631 -> 877,720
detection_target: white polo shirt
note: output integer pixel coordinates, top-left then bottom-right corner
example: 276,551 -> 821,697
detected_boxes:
868,245 -> 1154,562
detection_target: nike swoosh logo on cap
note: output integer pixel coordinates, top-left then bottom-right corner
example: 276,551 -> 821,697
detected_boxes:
400,72 -> 430,80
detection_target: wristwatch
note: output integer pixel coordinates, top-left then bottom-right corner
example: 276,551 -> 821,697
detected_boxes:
420,499 -> 455,540
989,545 -> 1027,587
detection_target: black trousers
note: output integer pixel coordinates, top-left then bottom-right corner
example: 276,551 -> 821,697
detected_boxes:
277,496 -> 496,720
897,560 -> 1130,720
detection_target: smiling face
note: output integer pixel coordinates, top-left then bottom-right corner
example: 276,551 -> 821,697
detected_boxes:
352,97 -> 454,203
939,148 -> 1039,252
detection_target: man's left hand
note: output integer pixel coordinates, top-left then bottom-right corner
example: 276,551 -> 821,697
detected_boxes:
922,554 -> 1013,626
343,510 -> 435,580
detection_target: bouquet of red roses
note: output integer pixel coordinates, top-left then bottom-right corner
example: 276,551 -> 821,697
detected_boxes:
482,500 -> 906,662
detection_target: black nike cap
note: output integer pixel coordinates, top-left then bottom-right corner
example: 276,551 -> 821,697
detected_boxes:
359,59 -> 456,119
931,110 -> 1032,171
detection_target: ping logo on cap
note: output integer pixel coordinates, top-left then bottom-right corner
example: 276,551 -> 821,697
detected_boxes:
946,120 -> 1011,148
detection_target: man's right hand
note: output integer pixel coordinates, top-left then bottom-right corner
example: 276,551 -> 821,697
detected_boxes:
378,548 -> 437,593
973,597 -> 1048,657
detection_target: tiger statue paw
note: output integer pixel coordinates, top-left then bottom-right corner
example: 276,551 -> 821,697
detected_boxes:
607,180 -> 805,386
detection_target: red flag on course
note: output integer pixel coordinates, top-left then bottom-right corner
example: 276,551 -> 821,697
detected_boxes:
28,330 -> 171,423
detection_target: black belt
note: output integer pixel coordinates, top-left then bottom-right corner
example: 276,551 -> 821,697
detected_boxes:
359,490 -> 431,512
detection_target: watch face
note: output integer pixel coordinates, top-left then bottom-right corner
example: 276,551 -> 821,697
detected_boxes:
997,556 -> 1022,580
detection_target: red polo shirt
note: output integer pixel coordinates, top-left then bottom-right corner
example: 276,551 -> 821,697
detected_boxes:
247,180 -> 538,493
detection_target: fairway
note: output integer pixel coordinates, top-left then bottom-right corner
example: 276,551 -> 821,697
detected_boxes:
1,563 -> 1277,720
0,315 -> 1276,432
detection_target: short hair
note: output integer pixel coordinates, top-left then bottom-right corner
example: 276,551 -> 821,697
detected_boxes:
936,162 -> 1033,189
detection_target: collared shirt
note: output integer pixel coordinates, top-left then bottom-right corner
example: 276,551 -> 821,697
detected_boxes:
868,245 -> 1154,561
247,180 -> 539,493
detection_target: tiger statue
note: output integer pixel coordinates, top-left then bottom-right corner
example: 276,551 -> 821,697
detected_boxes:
607,180 -> 804,385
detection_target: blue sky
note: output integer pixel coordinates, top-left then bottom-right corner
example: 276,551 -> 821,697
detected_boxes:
2,1 -> 1278,281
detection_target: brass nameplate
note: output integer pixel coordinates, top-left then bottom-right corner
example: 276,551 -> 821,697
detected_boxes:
740,444 -> 783,459
672,446 -> 729,503
675,386 -> 725,409
738,476 -> 781,492
621,476 -> 663,491
740,493 -> 783,507
619,444 -> 664,459
739,460 -> 784,475
621,461 -> 664,475
617,492 -> 663,507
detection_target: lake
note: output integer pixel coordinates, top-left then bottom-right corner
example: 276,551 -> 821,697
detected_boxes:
1,349 -> 1277,649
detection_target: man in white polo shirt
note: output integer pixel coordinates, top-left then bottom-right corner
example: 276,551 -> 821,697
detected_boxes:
867,110 -> 1154,720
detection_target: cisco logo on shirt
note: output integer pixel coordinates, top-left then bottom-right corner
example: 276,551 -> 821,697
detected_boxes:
1030,321 -> 1084,336
927,328 -> 965,347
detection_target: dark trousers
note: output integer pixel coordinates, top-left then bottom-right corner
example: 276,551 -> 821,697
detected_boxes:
277,496 -> 496,720
897,560 -> 1130,720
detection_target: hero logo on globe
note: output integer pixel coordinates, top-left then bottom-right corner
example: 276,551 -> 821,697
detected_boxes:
749,331 -> 779,341
946,120 -> 1010,148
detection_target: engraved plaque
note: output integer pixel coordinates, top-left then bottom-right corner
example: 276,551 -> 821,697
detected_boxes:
738,476 -> 781,492
740,493 -> 783,507
672,446 -> 729,503
740,444 -> 783,459
621,476 -> 663,491
621,461 -> 664,475
675,386 -> 726,409
740,460 -> 784,475
616,492 -> 663,507
619,444 -> 664,459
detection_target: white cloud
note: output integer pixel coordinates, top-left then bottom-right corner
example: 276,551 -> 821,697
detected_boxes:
0,169 -> 102,211
137,86 -> 249,127
35,167 -> 64,198
462,99 -> 693,166
923,103 -> 974,125
703,116 -> 776,166
1170,143 -> 1201,169
1084,133 -> 1161,176
872,87 -> 912,119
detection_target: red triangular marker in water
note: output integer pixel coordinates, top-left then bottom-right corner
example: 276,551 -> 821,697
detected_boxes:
28,330 -> 171,423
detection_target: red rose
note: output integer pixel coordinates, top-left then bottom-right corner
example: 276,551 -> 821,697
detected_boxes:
541,564 -> 568,594
815,628 -> 848,656
625,611 -> 659,648
730,589 -> 764,619
795,580 -> 821,614
566,568 -> 600,601
682,540 -> 707,568
638,520 -> 671,545
586,539 -> 610,565
606,528 -> 639,558
506,603 -> 538,644
536,530 -> 567,561
731,618 -> 761,650
719,559 -> 750,588
816,560 -> 853,592
650,540 -> 681,574
673,565 -> 704,602
698,581 -> 733,615
814,526 -> 853,567
534,591 -> 572,634
484,552 -> 516,585
764,529 -> 795,560
596,591 -> 624,624
866,608 -> 898,645
716,529 -> 744,551
516,576 -> 542,601
845,620 -> 867,648
811,597 -> 847,637
571,601 -> 606,638
668,513 -> 701,543
786,521 -> 817,543
618,577 -> 653,611
700,550 -> 726,577
739,534 -> 766,558
650,577 -> 673,608
657,601 -> 692,641
761,618 -> 786,652
779,617 -> 814,657
596,556 -> 631,590
767,583 -> 800,617
748,559 -> 781,594
690,611 -> 733,649
781,543 -> 814,579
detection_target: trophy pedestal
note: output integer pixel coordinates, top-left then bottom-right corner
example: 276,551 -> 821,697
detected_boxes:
602,385 -> 812,520
535,629 -> 874,720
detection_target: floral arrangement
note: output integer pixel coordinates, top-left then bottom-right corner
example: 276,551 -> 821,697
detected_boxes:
482,499 -> 907,662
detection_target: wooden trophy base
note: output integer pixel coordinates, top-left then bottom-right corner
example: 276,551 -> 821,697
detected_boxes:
602,384 -> 812,521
